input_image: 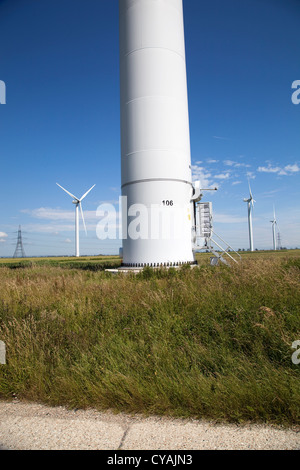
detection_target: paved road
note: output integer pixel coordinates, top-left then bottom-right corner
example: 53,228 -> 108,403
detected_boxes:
0,401 -> 299,450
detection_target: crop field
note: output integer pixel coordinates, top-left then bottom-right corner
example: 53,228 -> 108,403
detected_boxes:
0,250 -> 299,425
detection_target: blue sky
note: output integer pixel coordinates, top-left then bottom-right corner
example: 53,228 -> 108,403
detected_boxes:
0,0 -> 299,256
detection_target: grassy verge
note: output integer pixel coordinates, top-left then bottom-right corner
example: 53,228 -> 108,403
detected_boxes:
0,253 -> 299,425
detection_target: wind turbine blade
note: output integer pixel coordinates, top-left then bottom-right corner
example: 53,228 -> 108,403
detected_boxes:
248,178 -> 252,198
79,203 -> 87,235
79,184 -> 96,201
56,183 -> 78,201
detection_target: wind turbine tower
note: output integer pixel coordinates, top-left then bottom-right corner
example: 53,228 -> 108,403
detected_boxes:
56,183 -> 95,257
119,0 -> 200,267
243,180 -> 255,252
270,206 -> 278,251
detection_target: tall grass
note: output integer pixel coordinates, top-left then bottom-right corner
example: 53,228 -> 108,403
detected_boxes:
0,254 -> 299,425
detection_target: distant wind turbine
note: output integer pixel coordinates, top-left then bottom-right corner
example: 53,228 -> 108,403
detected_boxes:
243,179 -> 256,252
56,183 -> 95,257
270,206 -> 278,251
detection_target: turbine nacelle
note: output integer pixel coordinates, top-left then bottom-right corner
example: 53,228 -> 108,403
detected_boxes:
270,206 -> 277,224
243,178 -> 255,207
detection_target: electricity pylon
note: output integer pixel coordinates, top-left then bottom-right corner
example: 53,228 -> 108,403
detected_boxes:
13,225 -> 26,258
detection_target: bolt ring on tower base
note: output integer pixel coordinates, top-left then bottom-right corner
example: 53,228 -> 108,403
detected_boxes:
121,261 -> 198,269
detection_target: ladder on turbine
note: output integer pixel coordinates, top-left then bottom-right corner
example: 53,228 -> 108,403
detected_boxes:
194,202 -> 241,266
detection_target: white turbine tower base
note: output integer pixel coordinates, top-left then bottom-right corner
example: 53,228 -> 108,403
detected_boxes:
243,179 -> 255,252
56,183 -> 95,257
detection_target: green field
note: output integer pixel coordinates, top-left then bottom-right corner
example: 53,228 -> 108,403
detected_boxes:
0,254 -> 121,264
0,255 -> 121,271
0,250 -> 299,425
0,249 -> 298,267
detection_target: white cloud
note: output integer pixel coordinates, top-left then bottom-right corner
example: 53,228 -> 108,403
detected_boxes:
224,160 -> 250,168
213,136 -> 230,141
191,164 -> 219,189
0,232 -> 8,243
257,163 -> 300,176
234,163 -> 251,168
24,223 -> 75,233
64,238 -> 72,243
214,213 -> 247,224
214,172 -> 230,180
19,204 -> 121,235
262,189 -> 281,198
21,207 -> 98,221
206,159 -> 219,163
284,164 -> 300,173
223,159 -> 236,166
232,181 -> 242,185
257,165 -> 281,174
